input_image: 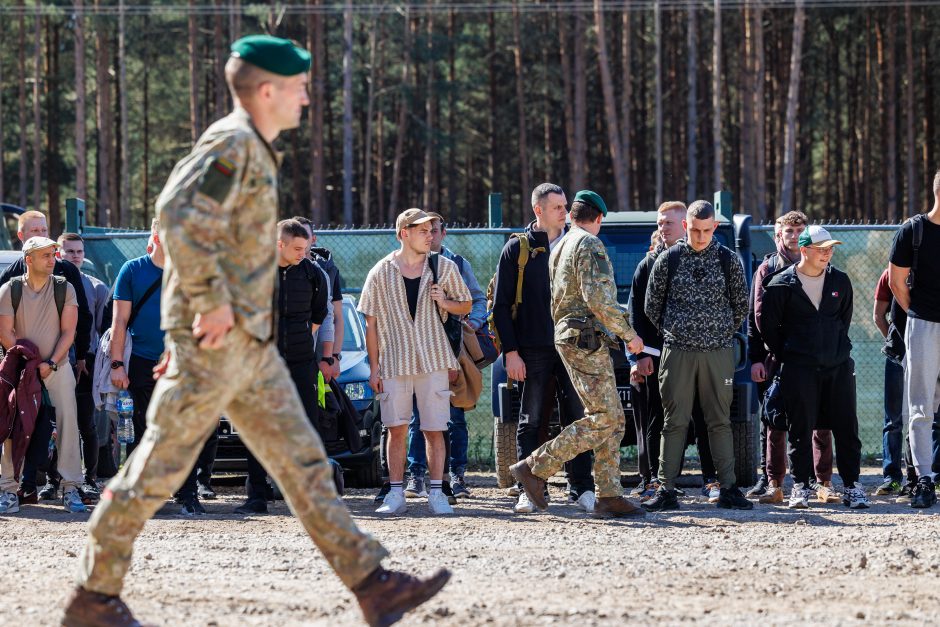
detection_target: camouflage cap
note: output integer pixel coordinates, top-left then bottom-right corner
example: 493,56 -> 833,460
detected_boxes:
573,190 -> 608,217
230,35 -> 311,76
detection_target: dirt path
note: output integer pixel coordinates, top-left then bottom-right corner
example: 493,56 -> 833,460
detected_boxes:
2,468 -> 938,626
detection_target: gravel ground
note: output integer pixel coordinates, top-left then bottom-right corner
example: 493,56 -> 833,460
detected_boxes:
2,467 -> 939,626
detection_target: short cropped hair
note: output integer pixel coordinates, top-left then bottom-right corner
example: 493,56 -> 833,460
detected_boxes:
531,183 -> 564,209
57,232 -> 83,246
570,200 -> 602,224
278,218 -> 310,241
686,200 -> 715,221
224,56 -> 281,100
657,201 -> 686,215
292,215 -> 315,229
776,211 -> 808,228
18,210 -> 46,232
933,169 -> 940,197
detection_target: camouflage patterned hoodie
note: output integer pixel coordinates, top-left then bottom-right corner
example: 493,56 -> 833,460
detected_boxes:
644,238 -> 748,352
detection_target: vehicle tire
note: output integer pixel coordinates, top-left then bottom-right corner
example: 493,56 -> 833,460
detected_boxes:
493,416 -> 518,489
353,417 -> 384,488
732,417 -> 759,488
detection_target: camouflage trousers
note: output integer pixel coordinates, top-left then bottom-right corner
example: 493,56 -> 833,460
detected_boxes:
527,341 -> 624,498
78,327 -> 387,596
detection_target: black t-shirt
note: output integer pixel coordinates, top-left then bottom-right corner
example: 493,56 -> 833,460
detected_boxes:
403,276 -> 421,321
889,216 -> 940,322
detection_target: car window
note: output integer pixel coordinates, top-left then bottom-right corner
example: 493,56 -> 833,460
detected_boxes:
342,301 -> 365,352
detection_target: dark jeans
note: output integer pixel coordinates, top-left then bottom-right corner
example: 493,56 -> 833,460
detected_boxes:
408,405 -> 469,477
883,358 -> 908,482
784,360 -> 862,486
247,359 -> 320,499
127,353 -> 212,500
20,402 -> 55,492
516,346 -> 594,495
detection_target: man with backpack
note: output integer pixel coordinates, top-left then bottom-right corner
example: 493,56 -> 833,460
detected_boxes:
642,200 -> 753,512
492,183 -> 597,514
889,174 -> 940,508
747,211 -> 837,505
0,237 -> 86,514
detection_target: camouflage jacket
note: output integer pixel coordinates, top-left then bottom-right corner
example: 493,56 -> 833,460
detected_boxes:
549,226 -> 637,345
156,108 -> 281,341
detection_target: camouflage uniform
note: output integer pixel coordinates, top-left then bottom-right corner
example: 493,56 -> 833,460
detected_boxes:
526,227 -> 637,498
77,108 -> 387,595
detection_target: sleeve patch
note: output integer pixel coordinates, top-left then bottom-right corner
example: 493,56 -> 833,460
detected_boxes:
198,157 -> 238,204
592,251 -> 612,275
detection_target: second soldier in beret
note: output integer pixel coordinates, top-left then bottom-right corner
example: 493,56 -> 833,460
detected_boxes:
510,190 -> 647,518
64,34 -> 449,627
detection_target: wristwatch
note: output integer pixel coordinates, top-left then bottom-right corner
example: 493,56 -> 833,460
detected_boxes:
332,353 -> 342,362
45,359 -> 58,372
320,356 -> 335,366
110,360 -> 125,370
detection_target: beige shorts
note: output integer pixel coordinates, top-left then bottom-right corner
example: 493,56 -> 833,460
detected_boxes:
377,370 -> 452,430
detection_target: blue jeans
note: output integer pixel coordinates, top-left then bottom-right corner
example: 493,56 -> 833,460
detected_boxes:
408,404 -> 468,477
883,358 -> 905,481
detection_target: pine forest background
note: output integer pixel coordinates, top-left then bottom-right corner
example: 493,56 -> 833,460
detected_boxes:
0,1 -> 936,233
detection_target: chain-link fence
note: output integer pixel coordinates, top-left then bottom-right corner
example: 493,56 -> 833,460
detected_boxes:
80,223 -> 899,467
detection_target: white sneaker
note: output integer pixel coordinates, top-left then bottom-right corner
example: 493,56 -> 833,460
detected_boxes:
788,483 -> 812,509
575,491 -> 596,513
842,483 -> 871,509
63,488 -> 88,513
0,491 -> 19,514
428,491 -> 454,515
506,484 -> 521,497
514,492 -> 535,514
376,490 -> 407,515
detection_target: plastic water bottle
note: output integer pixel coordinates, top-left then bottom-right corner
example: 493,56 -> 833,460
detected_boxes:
116,390 -> 135,463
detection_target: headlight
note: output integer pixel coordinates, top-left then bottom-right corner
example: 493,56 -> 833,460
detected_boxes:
343,382 -> 369,401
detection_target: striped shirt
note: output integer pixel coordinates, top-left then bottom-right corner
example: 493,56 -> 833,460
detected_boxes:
359,252 -> 471,379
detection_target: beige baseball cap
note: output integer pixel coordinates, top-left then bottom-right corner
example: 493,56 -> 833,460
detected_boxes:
22,236 -> 59,255
395,208 -> 434,232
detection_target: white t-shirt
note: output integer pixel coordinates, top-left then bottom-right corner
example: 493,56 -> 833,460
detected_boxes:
796,267 -> 826,310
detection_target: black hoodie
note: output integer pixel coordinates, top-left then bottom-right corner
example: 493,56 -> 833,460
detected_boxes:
759,263 -> 854,370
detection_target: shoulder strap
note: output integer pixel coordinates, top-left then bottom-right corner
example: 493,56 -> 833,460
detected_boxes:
428,252 -> 440,284
664,244 -> 682,297
127,275 -> 163,329
453,254 -> 465,274
719,245 -> 734,305
912,214 -> 924,274
512,234 -> 529,319
10,276 -> 23,317
52,275 -> 67,318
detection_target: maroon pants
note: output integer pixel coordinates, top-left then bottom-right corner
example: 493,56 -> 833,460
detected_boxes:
766,429 -> 832,483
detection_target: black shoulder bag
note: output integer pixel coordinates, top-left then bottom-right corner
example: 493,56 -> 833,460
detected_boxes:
428,253 -> 462,359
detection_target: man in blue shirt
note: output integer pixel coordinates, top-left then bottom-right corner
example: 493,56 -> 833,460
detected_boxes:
110,219 -> 216,515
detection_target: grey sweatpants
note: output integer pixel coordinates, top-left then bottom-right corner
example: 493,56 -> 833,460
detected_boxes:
904,316 -> 940,478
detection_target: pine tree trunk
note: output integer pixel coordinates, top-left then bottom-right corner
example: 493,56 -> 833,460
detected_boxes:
621,10 -> 633,207
375,28 -> 387,224
231,0 -> 241,45
188,1 -> 201,144
389,9 -> 413,219
741,5 -> 755,216
753,1 -> 767,218
904,1 -> 917,215
487,11 -> 497,198
559,15 -> 577,192
780,0 -> 806,215
214,0 -> 226,118
18,2 -> 28,207
362,20 -> 379,225
594,0 -> 628,212
118,0 -> 129,226
686,4 -> 698,201
885,9 -> 899,222
142,15 -> 150,225
74,0 -> 86,202
712,0 -> 723,193
654,1 -> 663,206
572,13 -> 588,193
32,5 -> 42,213
423,10 -> 437,211
342,1 -> 354,224
46,19 -> 61,229
308,2 -> 326,223
447,9 -> 458,216
95,1 -> 112,224
512,2 -> 530,214
921,10 -> 933,198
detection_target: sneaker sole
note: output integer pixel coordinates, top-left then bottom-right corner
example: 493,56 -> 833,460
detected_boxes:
788,502 -> 809,509
640,503 -> 680,512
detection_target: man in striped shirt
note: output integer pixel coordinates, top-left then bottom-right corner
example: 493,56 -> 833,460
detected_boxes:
359,209 -> 471,516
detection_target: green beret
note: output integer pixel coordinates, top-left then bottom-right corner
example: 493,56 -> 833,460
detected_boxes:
230,35 -> 311,76
573,190 -> 608,217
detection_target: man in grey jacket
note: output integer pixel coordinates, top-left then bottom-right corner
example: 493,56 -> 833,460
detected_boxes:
642,200 -> 752,511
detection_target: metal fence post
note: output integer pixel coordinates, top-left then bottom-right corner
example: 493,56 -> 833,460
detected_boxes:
65,198 -> 86,234
714,190 -> 732,222
488,193 -> 502,228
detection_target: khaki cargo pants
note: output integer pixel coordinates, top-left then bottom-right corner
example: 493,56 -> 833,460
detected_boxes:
78,328 -> 387,596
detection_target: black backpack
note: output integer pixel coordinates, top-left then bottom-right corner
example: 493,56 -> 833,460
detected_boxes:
660,242 -> 736,324
10,275 -> 68,319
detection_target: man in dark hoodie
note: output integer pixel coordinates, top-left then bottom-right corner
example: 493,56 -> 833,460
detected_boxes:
759,225 -> 867,509
493,182 -> 596,514
642,200 -> 752,512
747,211 -> 836,505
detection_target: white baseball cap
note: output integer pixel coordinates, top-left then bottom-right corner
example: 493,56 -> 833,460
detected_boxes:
798,225 -> 843,249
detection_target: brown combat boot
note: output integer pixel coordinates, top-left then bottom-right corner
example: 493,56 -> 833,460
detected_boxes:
354,567 -> 451,627
61,587 -> 141,627
509,459 -> 548,510
593,496 -> 646,518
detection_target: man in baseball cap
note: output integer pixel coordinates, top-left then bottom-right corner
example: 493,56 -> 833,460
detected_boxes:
759,223 -> 867,510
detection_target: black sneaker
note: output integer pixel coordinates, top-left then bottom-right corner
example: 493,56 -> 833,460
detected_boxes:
640,486 -> 680,512
234,497 -> 268,515
874,477 -> 902,496
911,477 -> 937,509
716,486 -> 754,510
38,482 -> 58,501
197,482 -> 217,500
451,475 -> 472,499
746,476 -> 769,498
441,481 -> 458,506
629,478 -> 649,497
179,497 -> 206,517
373,482 -> 391,504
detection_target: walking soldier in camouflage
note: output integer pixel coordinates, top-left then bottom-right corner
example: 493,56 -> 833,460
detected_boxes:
510,190 -> 646,518
62,35 -> 448,627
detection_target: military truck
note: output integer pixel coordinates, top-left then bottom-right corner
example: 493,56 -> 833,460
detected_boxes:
491,203 -> 758,489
